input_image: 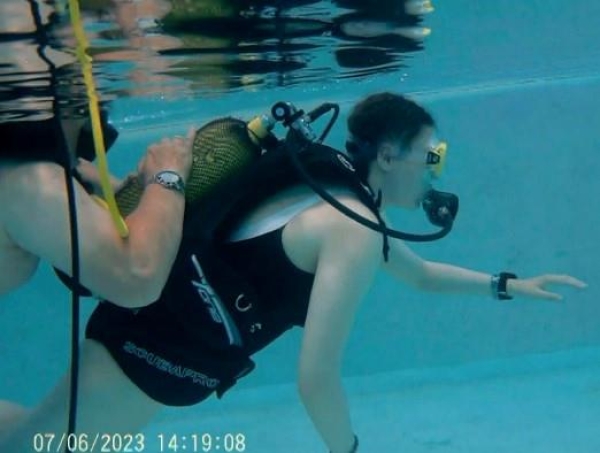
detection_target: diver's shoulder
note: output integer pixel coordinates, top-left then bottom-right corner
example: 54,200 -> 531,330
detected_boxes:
304,194 -> 380,252
321,193 -> 379,223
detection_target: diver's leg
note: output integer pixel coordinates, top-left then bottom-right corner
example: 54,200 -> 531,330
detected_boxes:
0,401 -> 29,441
0,339 -> 163,453
0,217 -> 40,295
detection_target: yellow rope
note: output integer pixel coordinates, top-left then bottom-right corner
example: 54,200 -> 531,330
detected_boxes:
67,0 -> 129,237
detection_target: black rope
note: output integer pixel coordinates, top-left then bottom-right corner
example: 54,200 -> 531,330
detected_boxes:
27,1 -> 81,451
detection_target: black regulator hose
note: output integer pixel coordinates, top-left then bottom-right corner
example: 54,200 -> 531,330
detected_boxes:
285,141 -> 455,241
271,101 -> 458,241
27,2 -> 82,451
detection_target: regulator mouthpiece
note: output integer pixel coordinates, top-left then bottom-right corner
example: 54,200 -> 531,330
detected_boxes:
422,189 -> 459,227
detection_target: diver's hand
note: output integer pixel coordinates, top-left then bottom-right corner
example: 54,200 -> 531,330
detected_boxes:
507,274 -> 588,301
75,158 -> 126,194
138,127 -> 195,186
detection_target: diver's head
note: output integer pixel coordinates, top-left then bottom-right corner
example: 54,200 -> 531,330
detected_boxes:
346,92 -> 445,209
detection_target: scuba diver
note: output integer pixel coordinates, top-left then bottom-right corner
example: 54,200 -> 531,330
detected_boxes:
0,92 -> 587,453
0,0 -> 195,305
0,121 -> 194,305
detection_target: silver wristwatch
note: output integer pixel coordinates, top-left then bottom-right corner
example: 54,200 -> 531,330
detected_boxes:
151,170 -> 185,195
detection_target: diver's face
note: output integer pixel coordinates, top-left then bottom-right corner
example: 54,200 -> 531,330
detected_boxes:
385,126 -> 436,208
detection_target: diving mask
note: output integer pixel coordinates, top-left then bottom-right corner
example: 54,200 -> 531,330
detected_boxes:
427,141 -> 447,179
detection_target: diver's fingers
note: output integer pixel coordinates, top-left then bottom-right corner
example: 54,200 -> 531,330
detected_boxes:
534,289 -> 564,302
76,158 -> 99,179
541,274 -> 588,289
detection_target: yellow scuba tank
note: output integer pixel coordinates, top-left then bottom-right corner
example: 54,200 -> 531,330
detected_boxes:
114,116 -> 274,216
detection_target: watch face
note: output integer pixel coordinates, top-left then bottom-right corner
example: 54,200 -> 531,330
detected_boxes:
159,171 -> 179,183
153,171 -> 184,193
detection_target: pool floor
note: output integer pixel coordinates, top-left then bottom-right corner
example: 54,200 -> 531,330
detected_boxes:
145,347 -> 600,452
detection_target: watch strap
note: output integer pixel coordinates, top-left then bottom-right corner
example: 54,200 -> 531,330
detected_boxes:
491,272 -> 518,300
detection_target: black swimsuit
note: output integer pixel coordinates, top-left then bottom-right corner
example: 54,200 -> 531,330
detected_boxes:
0,119 -> 67,163
85,226 -> 315,406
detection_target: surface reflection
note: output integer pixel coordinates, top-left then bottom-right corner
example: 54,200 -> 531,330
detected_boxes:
0,0 -> 434,121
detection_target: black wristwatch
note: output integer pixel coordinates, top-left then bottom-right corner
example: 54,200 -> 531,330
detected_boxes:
491,272 -> 518,300
151,170 -> 185,195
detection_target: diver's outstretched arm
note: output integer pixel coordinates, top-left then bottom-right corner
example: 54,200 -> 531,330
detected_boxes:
382,237 -> 587,300
418,261 -> 587,301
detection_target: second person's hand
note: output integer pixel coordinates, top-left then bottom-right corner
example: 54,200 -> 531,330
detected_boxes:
138,126 -> 195,186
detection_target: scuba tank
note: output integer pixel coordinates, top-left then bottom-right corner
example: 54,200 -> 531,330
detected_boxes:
113,116 -> 275,216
